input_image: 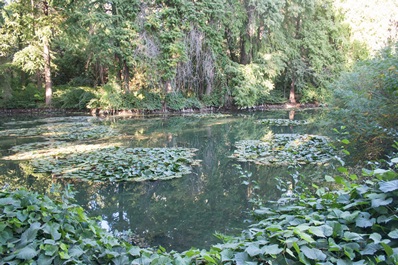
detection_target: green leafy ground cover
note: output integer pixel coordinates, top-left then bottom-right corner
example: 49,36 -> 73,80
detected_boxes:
230,134 -> 335,166
1,157 -> 397,264
256,119 -> 310,126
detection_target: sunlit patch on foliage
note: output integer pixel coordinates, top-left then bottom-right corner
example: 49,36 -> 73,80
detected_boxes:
230,134 -> 336,166
256,118 -> 310,126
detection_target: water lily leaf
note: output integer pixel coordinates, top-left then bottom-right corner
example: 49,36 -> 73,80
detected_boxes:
300,246 -> 326,261
379,180 -> 398,192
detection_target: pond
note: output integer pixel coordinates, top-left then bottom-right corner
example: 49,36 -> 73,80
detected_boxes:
0,109 -> 339,252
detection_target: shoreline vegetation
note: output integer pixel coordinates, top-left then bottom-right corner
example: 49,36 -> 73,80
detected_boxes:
0,103 -> 322,116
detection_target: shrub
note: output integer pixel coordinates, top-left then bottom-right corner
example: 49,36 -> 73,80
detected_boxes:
165,92 -> 186,110
53,86 -> 96,109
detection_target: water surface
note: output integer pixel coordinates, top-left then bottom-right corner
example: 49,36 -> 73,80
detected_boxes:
0,109 -> 335,251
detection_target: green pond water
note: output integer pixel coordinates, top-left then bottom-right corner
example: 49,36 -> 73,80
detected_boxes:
0,109 -> 339,252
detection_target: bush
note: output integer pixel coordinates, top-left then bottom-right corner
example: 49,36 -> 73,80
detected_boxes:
257,89 -> 288,105
53,86 -> 96,109
329,42 -> 398,158
87,83 -> 124,111
140,91 -> 162,111
165,92 -> 186,110
4,83 -> 43,108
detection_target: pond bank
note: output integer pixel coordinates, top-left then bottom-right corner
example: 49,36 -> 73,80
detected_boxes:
0,103 -> 322,116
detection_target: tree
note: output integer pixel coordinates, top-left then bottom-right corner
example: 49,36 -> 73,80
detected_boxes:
0,0 -> 62,106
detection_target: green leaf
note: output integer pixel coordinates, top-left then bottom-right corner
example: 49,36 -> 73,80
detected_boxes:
341,139 -> 350,145
69,245 -> 84,258
381,242 -> 394,256
300,246 -> 326,261
220,249 -> 234,262
388,229 -> 398,239
360,243 -> 380,255
308,226 -> 325,238
43,223 -> 61,241
19,222 -> 41,247
37,254 -> 55,265
16,245 -> 38,260
246,244 -> 262,257
355,213 -> 375,228
343,232 -> 363,241
369,233 -> 382,243
379,180 -> 398,192
262,244 -> 283,255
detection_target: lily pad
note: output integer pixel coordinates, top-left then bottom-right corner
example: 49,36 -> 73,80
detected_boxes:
0,120 -> 117,141
230,134 -> 335,166
256,119 -> 310,126
184,113 -> 232,119
31,147 -> 200,182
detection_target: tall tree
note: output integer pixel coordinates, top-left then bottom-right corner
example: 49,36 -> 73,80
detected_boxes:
0,0 -> 62,106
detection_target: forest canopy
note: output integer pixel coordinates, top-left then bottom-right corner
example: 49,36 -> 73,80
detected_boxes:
0,0 -> 397,109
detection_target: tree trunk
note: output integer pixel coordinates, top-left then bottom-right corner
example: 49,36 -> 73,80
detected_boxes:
42,1 -> 52,106
289,78 -> 296,104
43,38 -> 52,106
123,60 -> 130,92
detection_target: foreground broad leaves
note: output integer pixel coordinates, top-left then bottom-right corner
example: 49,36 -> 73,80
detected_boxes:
1,157 -> 397,264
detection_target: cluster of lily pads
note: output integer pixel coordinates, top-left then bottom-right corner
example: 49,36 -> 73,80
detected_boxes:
31,147 -> 200,182
1,116 -> 202,182
230,134 -> 335,166
0,121 -> 117,141
184,113 -> 232,119
256,118 -> 310,126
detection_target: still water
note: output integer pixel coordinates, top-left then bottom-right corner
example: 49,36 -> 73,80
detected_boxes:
0,109 -> 336,252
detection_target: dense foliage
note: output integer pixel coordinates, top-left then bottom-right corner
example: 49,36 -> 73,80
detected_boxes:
330,43 -> 398,160
0,0 -> 360,109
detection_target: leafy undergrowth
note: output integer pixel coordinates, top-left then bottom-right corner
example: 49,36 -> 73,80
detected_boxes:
231,134 -> 336,166
1,157 -> 398,264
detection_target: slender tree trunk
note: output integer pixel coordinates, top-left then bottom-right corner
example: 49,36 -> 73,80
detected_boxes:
43,38 -> 52,106
289,78 -> 296,104
42,1 -> 52,106
123,60 -> 130,92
